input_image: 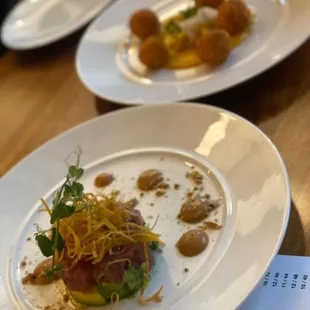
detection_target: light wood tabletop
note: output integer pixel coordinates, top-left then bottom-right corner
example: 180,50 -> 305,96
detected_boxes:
1,32 -> 309,256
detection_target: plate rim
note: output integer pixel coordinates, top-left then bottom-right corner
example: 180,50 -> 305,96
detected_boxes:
0,102 -> 289,182
0,0 -> 113,50
75,0 -> 310,105
0,103 -> 291,309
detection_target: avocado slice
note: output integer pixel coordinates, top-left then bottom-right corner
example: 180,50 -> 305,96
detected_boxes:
70,267 -> 144,306
96,267 -> 144,300
70,289 -> 107,306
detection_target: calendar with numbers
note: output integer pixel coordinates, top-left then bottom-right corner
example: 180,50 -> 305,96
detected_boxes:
239,255 -> 310,310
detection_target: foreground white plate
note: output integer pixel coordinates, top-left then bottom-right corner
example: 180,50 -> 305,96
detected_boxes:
76,0 -> 310,104
1,0 -> 112,50
0,103 -> 290,310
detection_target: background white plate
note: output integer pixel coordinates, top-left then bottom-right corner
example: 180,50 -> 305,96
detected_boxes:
0,103 -> 290,309
76,0 -> 310,104
1,0 -> 112,50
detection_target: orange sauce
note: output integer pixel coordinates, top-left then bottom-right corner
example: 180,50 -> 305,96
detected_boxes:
162,12 -> 254,70
230,26 -> 252,48
165,27 -> 251,69
167,48 -> 203,69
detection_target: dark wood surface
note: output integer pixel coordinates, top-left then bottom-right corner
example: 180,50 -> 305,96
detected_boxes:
1,32 -> 309,256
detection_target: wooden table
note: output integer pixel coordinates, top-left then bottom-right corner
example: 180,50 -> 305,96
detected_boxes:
1,32 -> 310,256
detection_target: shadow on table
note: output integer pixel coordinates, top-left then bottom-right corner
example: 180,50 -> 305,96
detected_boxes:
279,200 -> 305,256
95,97 -> 125,115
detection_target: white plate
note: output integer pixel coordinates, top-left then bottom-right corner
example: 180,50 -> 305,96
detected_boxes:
1,0 -> 112,50
0,103 -> 290,310
76,0 -> 310,104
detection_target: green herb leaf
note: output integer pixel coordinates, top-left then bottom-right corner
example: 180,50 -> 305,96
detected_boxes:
149,241 -> 159,251
69,166 -> 84,179
77,168 -> 84,179
45,263 -> 63,279
69,165 -> 78,178
35,235 -> 53,257
50,203 -> 75,224
63,184 -> 73,201
52,191 -> 61,205
181,7 -> 198,19
51,227 -> 65,252
71,182 -> 84,200
46,270 -> 54,279
166,20 -> 182,35
36,151 -> 85,279
54,263 -> 64,272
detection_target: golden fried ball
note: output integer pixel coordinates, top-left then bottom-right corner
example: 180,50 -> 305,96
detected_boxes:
217,0 -> 251,35
196,29 -> 230,65
139,36 -> 169,69
129,9 -> 160,40
195,0 -> 223,8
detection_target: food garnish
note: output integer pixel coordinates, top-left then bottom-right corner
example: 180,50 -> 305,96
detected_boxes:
181,7 -> 198,19
165,20 -> 182,35
128,0 -> 254,70
22,151 -> 223,309
35,152 -> 85,279
29,152 -> 164,308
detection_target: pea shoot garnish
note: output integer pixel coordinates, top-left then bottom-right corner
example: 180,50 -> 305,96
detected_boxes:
34,150 -> 85,278
181,7 -> 198,19
26,147 -> 165,308
166,20 -> 182,35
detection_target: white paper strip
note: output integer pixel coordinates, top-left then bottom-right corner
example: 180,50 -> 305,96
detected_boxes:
240,255 -> 310,310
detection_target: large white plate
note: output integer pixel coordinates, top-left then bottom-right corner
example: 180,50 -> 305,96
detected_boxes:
0,103 -> 290,310
76,0 -> 310,104
1,0 -> 112,50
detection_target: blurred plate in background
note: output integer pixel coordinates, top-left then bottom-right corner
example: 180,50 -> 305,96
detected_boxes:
76,0 -> 310,104
1,0 -> 112,50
